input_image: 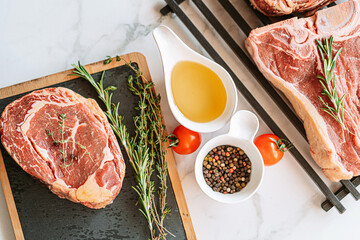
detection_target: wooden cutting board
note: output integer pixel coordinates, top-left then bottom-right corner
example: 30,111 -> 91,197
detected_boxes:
0,52 -> 196,240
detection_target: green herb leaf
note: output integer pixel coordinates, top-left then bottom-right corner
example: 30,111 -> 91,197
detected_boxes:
59,114 -> 67,120
105,86 -> 117,91
61,163 -> 71,168
104,56 -> 113,65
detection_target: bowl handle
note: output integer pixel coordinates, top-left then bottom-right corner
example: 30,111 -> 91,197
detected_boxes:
228,110 -> 259,141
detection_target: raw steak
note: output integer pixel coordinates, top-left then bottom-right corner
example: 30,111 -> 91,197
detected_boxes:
250,0 -> 336,16
245,0 -> 360,182
0,87 -> 125,208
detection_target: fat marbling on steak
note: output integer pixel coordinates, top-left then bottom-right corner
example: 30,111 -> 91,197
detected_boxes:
246,0 -> 360,182
250,0 -> 336,16
0,87 -> 125,208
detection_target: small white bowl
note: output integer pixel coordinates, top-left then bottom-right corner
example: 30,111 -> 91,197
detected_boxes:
195,110 -> 264,203
152,25 -> 237,133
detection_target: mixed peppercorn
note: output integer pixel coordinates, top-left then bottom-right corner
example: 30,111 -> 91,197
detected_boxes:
202,145 -> 251,194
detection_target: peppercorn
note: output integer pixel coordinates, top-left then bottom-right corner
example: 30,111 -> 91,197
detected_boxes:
202,145 -> 252,195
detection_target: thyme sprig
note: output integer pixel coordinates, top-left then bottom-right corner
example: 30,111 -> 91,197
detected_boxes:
46,114 -> 92,168
127,65 -> 171,236
71,59 -> 175,239
59,114 -> 67,166
316,36 -> 352,134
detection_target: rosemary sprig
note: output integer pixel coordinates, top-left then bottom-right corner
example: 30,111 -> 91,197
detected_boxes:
316,36 -> 351,134
71,60 -> 174,239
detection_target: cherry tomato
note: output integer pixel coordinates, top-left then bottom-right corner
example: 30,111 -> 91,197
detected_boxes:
254,134 -> 290,166
172,125 -> 201,155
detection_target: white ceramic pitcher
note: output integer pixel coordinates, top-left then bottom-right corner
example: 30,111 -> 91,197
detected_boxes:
152,25 -> 237,133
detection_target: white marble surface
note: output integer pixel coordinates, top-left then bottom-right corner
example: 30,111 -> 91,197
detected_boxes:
0,0 -> 359,239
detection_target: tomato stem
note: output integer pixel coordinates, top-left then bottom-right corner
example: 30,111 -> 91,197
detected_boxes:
167,134 -> 179,147
269,137 -> 294,153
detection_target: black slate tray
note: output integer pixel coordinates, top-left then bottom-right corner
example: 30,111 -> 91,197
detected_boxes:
0,62 -> 187,240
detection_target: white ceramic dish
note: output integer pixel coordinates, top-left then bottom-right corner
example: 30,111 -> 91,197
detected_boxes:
195,110 -> 264,203
152,25 -> 237,133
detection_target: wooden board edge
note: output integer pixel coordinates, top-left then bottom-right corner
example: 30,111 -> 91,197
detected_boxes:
0,52 -> 196,239
0,154 -> 24,240
163,143 -> 197,240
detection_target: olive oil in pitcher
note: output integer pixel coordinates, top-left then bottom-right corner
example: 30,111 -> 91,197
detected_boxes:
171,61 -> 227,123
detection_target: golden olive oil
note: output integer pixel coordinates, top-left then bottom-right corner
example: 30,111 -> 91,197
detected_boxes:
171,61 -> 227,123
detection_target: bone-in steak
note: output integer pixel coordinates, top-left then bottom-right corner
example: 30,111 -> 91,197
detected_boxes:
0,87 -> 125,208
246,0 -> 360,182
250,0 -> 336,16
